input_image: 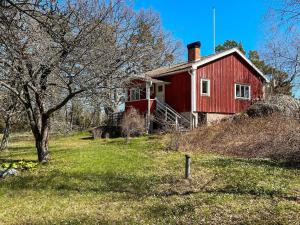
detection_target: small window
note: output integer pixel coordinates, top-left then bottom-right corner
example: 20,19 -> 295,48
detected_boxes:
158,85 -> 163,92
201,79 -> 210,96
130,88 -> 140,101
150,86 -> 154,95
235,84 -> 250,100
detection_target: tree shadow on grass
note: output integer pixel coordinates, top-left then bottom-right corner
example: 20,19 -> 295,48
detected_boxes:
0,170 -> 165,199
200,157 -> 300,170
1,165 -> 298,209
80,136 -> 94,140
18,213 -> 137,225
2,146 -> 35,152
0,158 -> 38,163
205,185 -> 299,202
147,201 -> 195,222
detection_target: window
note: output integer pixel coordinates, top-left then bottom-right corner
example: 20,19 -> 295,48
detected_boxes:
201,79 -> 210,96
157,85 -> 163,92
150,86 -> 154,95
235,84 -> 250,99
130,87 -> 140,101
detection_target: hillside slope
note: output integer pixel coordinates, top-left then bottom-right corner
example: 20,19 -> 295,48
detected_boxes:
182,114 -> 300,164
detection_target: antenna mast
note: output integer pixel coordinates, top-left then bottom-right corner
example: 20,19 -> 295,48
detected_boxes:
213,7 -> 216,54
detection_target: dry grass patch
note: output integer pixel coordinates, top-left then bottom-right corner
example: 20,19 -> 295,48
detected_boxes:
181,114 -> 300,164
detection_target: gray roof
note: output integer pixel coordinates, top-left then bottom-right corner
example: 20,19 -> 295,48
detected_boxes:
140,48 -> 268,82
144,54 -> 216,78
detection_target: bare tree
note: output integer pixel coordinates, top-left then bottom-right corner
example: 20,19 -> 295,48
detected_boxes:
276,0 -> 300,28
263,33 -> 300,94
262,0 -> 300,95
0,91 -> 23,150
0,0 -> 180,162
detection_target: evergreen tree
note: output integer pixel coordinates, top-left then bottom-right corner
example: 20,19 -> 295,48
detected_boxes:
215,40 -> 246,55
249,50 -> 293,96
216,40 -> 292,96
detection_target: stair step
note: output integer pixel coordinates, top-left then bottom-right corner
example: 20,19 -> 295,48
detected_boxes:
153,98 -> 192,131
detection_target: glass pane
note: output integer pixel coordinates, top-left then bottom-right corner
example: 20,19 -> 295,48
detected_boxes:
135,88 -> 139,100
241,85 -> 245,98
130,88 -> 139,100
130,89 -> 134,100
202,81 -> 208,94
245,86 -> 249,98
150,86 -> 154,94
158,85 -> 163,92
236,85 -> 240,97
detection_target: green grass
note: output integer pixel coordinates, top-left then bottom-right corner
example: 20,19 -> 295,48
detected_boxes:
0,133 -> 299,225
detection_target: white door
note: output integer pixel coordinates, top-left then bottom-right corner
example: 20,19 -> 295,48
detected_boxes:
156,84 -> 165,102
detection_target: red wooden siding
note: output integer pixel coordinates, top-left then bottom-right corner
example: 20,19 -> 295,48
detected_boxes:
196,53 -> 263,114
125,99 -> 156,114
160,72 -> 191,113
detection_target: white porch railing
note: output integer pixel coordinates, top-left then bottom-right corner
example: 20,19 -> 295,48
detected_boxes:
154,98 -> 191,130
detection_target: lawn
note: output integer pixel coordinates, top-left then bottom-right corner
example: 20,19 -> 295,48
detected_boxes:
0,133 -> 299,225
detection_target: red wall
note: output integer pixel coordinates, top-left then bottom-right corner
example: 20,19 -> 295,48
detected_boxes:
125,99 -> 156,114
196,53 -> 264,114
160,72 -> 191,113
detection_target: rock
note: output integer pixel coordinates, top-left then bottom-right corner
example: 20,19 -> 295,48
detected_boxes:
246,94 -> 300,118
0,168 -> 18,178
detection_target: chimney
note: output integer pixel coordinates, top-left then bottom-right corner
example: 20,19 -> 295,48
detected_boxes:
187,41 -> 201,62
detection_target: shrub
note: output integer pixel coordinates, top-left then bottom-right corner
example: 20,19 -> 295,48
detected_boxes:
89,127 -> 103,139
120,108 -> 146,143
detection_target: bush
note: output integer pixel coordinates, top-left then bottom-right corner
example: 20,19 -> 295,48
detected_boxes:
120,108 -> 146,143
89,127 -> 103,139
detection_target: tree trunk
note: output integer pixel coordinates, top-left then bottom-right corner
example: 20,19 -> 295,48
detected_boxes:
32,115 -> 50,162
0,117 -> 11,151
69,100 -> 74,131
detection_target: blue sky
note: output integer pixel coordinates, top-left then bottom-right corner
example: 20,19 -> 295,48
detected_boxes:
134,0 -> 300,97
134,0 -> 276,56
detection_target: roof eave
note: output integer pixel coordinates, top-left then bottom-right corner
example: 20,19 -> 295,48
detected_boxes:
147,68 -> 192,78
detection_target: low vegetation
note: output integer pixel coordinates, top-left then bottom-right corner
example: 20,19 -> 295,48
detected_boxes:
0,132 -> 299,224
120,108 -> 146,143
181,114 -> 300,165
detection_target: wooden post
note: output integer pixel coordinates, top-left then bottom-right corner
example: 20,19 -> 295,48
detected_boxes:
185,154 -> 191,179
146,81 -> 151,133
175,116 -> 178,130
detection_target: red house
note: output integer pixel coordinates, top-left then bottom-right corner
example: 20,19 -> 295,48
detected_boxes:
125,41 -> 269,129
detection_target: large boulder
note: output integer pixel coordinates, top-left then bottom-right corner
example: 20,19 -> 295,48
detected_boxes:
246,94 -> 300,118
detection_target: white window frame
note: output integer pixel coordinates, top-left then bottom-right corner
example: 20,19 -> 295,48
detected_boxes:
130,87 -> 140,101
234,83 -> 251,100
201,78 -> 210,96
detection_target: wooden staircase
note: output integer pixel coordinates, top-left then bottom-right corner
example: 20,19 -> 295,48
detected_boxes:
152,98 -> 191,131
